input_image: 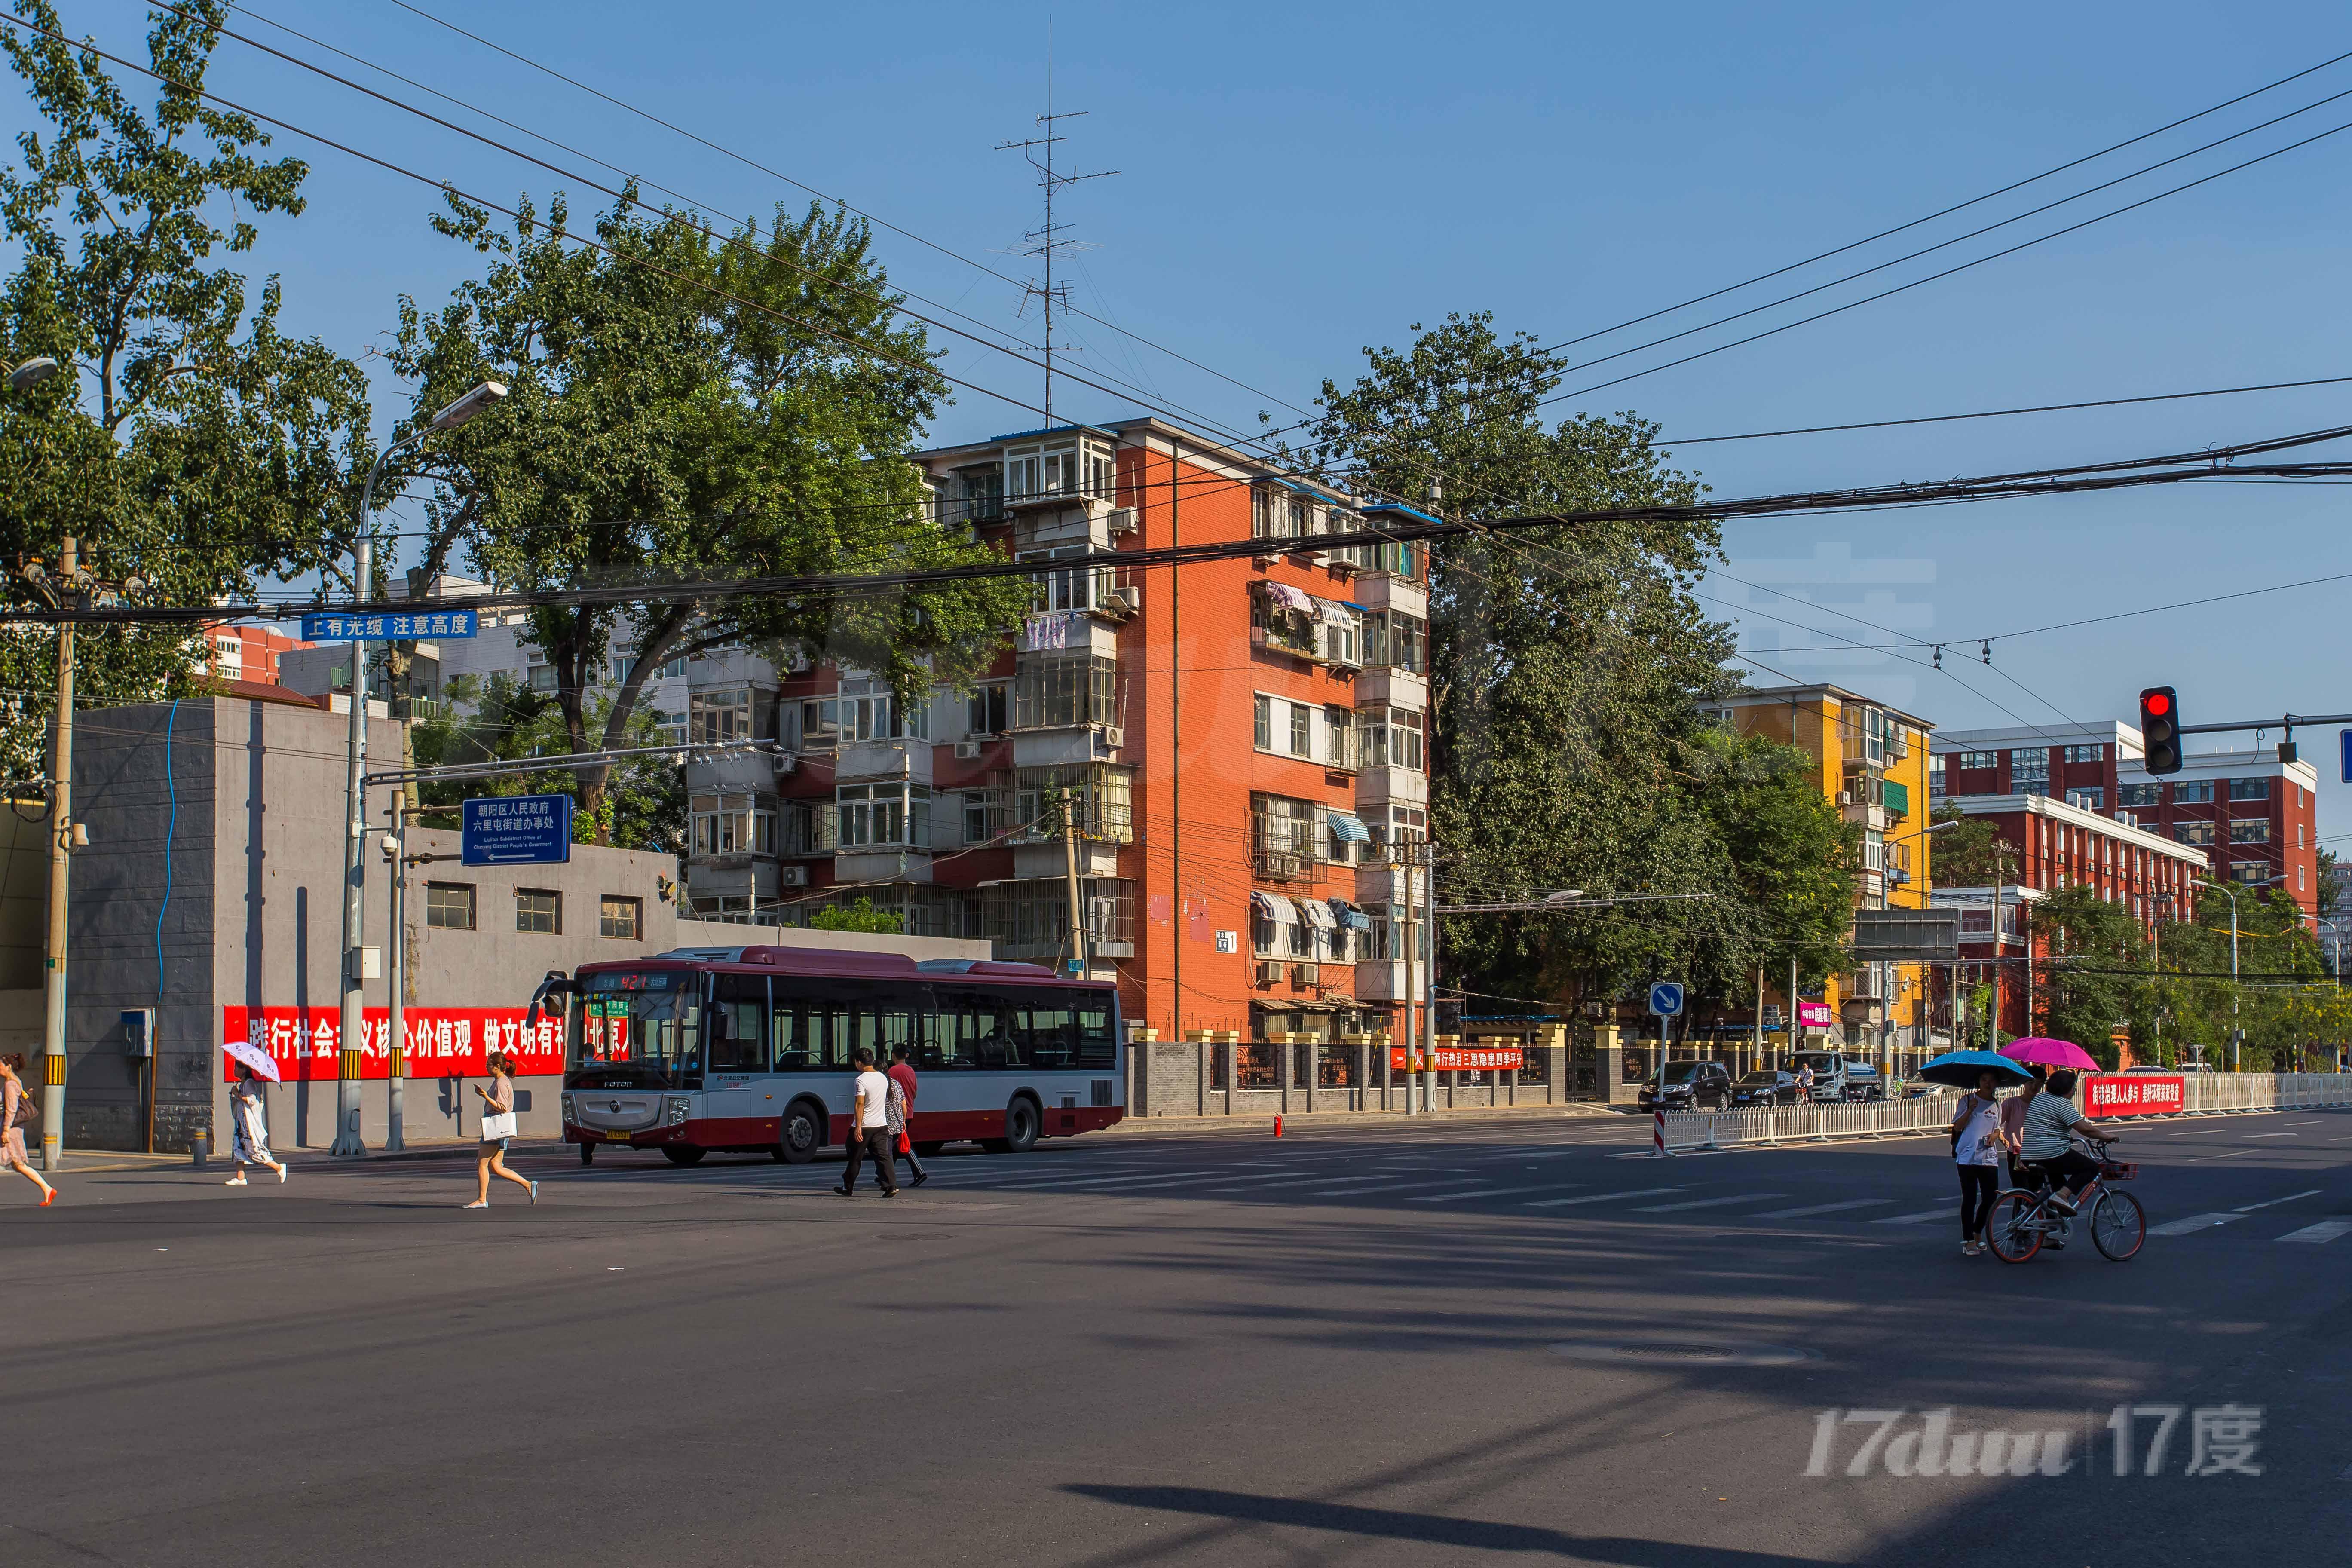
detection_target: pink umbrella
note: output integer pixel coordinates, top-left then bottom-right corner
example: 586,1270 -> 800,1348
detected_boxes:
222,1037 -> 282,1082
1998,1037 -> 2100,1072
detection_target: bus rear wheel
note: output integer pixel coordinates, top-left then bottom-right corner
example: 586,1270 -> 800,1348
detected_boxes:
913,1141 -> 945,1158
661,1145 -> 707,1167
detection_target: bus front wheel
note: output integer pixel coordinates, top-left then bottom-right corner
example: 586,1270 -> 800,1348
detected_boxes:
662,1145 -> 707,1167
1002,1097 -> 1041,1154
579,1142 -> 595,1166
777,1100 -> 826,1165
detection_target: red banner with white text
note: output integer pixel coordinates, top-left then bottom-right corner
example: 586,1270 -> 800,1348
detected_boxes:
1390,1045 -> 1525,1072
221,1006 -> 565,1081
2082,1074 -> 2184,1118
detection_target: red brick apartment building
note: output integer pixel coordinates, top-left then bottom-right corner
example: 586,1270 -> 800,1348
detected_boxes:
1931,720 -> 2317,921
201,622 -> 308,686
677,418 -> 1436,1086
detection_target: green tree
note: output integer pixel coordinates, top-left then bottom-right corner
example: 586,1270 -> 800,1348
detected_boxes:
2027,884 -> 2146,1066
0,0 -> 368,772
1929,803 -> 2015,887
383,190 -> 1027,839
411,673 -> 683,854
808,896 -> 903,935
1302,313 -> 1754,1006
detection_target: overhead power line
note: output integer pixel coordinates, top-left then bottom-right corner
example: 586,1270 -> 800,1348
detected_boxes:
20,420 -> 2352,625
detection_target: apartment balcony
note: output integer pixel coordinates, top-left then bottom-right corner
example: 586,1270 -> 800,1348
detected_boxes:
683,747 -> 779,793
834,848 -> 934,885
1006,491 -> 1121,551
1356,764 -> 1430,811
1353,959 -> 1409,1002
836,736 -> 932,785
1353,665 -> 1427,709
1014,842 -> 1121,881
1350,572 -> 1428,619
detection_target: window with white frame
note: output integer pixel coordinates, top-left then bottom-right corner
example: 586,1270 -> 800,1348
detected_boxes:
527,661 -> 559,693
797,696 -> 839,750
836,782 -> 930,849
1288,700 -> 1311,756
690,686 -> 752,745
1364,610 -> 1427,673
690,793 -> 775,858
1324,706 -> 1356,770
1022,546 -> 1112,613
965,681 -> 1009,737
1253,692 -> 1272,751
1363,707 -> 1425,771
836,676 -> 922,742
963,788 -> 1008,845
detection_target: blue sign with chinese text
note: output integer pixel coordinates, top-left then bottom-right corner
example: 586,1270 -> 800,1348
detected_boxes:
300,609 -> 478,642
2340,728 -> 2351,785
461,793 -> 573,866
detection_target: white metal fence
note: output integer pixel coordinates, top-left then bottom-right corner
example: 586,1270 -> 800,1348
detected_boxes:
1653,1073 -> 2352,1154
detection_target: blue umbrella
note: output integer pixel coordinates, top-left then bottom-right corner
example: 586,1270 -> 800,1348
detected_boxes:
1918,1050 -> 2037,1090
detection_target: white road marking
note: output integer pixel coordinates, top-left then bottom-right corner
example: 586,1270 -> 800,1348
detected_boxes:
1634,1193 -> 1787,1213
1298,1177 -> 1479,1197
1752,1198 -> 1897,1220
2192,1149 -> 2257,1162
1000,1169 -> 1228,1191
2149,1212 -> 2249,1236
1871,1204 -> 1962,1225
1410,1184 -> 1586,1203
2278,1220 -> 2352,1244
2247,1133 -> 2297,1139
1527,1187 -> 1683,1208
2233,1188 -> 2323,1212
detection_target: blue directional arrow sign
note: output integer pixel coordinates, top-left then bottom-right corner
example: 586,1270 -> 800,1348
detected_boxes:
461,793 -> 573,866
1648,980 -> 1685,1018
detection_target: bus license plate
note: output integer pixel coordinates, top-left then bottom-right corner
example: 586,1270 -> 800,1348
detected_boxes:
605,1130 -> 633,1142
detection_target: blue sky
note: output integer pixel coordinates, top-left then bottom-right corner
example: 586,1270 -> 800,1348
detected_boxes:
10,2 -> 2352,830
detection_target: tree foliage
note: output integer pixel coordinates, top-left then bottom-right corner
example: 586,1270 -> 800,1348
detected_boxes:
411,674 -> 683,855
1929,803 -> 2013,887
383,190 -> 1029,836
0,0 -> 367,772
808,896 -> 903,934
1302,313 -> 1850,1006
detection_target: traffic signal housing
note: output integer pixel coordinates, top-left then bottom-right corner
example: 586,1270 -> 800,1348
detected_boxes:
2140,686 -> 2183,775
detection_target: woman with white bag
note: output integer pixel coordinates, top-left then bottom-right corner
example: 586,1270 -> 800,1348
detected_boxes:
465,1050 -> 538,1209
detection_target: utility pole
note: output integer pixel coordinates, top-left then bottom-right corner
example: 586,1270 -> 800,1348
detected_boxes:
1060,786 -> 1087,976
1421,839 -> 1438,1113
1402,844 -> 1418,1115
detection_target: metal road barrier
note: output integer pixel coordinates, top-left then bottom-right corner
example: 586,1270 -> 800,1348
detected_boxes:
1652,1074 -> 2352,1154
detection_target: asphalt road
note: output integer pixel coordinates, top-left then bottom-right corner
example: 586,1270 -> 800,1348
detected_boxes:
5,1104 -> 2350,1567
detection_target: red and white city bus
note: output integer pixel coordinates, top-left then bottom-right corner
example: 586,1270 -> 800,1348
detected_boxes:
536,945 -> 1125,1165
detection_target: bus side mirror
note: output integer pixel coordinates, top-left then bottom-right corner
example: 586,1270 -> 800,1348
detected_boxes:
524,970 -> 573,1032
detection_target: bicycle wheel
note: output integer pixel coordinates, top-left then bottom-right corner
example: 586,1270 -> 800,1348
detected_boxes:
1985,1192 -> 2043,1263
2092,1188 -> 2146,1261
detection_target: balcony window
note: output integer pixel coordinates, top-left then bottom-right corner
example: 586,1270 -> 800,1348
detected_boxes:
1023,547 -> 1114,613
1364,610 -> 1427,674
796,697 -> 839,750
836,677 -> 923,741
1011,653 -> 1121,731
974,876 -> 1133,958
1252,793 -> 1322,878
2012,748 -> 2049,789
1014,764 -> 1133,843
965,681 -> 1009,738
781,798 -> 838,857
691,793 -> 775,858
836,781 -> 931,850
1362,706 -> 1425,771
963,788 -> 1009,845
690,686 -> 753,745
1324,706 -> 1356,770
1254,693 -> 1271,751
957,465 -> 1005,524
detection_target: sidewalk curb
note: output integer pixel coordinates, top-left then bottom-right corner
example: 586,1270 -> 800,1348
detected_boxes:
1107,1102 -> 1627,1137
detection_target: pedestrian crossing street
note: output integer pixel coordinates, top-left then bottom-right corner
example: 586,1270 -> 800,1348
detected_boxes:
502,1138 -> 2352,1245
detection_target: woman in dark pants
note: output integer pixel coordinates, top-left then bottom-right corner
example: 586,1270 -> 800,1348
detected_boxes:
1950,1068 -> 2006,1256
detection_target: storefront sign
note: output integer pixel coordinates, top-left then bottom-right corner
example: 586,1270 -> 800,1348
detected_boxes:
1390,1044 -> 1525,1072
222,1005 -> 564,1080
2083,1074 -> 2184,1118
1797,1002 -> 1833,1028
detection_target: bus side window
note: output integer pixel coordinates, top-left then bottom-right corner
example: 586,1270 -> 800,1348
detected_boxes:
1077,990 -> 1115,1067
710,974 -> 769,1074
1028,1004 -> 1076,1068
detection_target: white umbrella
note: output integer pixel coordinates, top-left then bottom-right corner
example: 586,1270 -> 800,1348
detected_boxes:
223,1037 -> 282,1082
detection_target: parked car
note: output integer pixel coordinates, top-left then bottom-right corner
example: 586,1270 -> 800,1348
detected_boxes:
1730,1069 -> 1801,1107
2125,1063 -> 2211,1073
1638,1061 -> 1734,1111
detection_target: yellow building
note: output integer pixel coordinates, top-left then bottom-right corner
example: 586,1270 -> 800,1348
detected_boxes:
1708,684 -> 1940,1077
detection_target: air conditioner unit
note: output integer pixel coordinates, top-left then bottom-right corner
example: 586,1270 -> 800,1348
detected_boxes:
1254,960 -> 1280,986
773,753 -> 799,775
778,865 -> 810,888
1293,962 -> 1320,986
1107,507 -> 1138,534
954,740 -> 984,760
1097,725 -> 1125,751
1839,790 -> 1853,805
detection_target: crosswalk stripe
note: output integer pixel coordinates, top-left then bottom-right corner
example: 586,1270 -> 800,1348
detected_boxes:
1410,1184 -> 1586,1203
2233,1188 -> 2323,1212
2148,1212 -> 2248,1236
996,1169 -> 1226,1191
1752,1199 -> 1896,1220
1527,1187 -> 1682,1208
1296,1178 -> 1478,1197
1871,1203 -> 1961,1225
2278,1219 -> 2352,1244
1634,1192 -> 1786,1213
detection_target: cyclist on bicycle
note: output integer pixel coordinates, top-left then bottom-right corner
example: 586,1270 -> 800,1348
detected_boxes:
2018,1069 -> 2120,1216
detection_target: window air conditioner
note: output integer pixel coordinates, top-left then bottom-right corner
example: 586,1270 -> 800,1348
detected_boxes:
1254,959 -> 1280,986
1839,790 -> 1853,805
778,865 -> 810,888
954,740 -> 984,760
1294,962 -> 1320,986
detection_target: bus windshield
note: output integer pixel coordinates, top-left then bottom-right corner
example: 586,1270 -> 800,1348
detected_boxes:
572,969 -> 703,1081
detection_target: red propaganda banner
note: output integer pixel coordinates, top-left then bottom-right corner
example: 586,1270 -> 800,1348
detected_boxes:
2082,1074 -> 2184,1118
221,1006 -> 565,1081
1389,1045 -> 1525,1072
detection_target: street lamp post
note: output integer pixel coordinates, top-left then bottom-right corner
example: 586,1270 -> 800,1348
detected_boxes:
333,381 -> 505,1156
2195,874 -> 2284,1072
1878,818 -> 1958,1084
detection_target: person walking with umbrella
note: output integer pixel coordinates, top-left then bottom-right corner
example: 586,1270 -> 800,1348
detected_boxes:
226,1061 -> 287,1185
1949,1069 -> 2005,1255
0,1053 -> 55,1206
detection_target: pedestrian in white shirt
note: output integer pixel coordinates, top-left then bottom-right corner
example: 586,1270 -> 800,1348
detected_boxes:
1948,1069 -> 2005,1256
835,1048 -> 900,1198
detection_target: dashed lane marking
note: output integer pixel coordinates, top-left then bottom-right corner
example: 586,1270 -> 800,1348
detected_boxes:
1751,1199 -> 1896,1220
2278,1220 -> 2352,1244
2149,1212 -> 2250,1236
1526,1187 -> 1683,1208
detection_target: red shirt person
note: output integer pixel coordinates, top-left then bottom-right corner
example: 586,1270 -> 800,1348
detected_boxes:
888,1046 -> 927,1187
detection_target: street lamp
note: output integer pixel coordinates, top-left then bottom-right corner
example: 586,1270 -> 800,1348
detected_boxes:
1877,818 -> 1959,1077
2196,874 -> 2285,1072
333,380 -> 505,1157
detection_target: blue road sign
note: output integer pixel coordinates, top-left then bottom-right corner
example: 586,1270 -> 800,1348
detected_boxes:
461,793 -> 573,866
2341,728 -> 2351,785
300,609 -> 478,642
1648,981 -> 1685,1017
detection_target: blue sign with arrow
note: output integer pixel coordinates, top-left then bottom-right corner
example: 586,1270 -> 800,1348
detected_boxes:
1648,981 -> 1685,1018
461,793 -> 573,866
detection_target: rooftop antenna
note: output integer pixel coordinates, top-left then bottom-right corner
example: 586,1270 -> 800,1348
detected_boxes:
997,17 -> 1117,427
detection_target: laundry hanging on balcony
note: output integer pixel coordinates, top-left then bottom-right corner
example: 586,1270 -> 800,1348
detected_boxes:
1021,609 -> 1086,652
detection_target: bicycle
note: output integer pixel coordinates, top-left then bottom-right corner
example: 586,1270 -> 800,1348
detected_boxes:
1985,1142 -> 2145,1263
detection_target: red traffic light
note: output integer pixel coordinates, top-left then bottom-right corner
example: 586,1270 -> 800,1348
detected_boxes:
2143,690 -> 2172,717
